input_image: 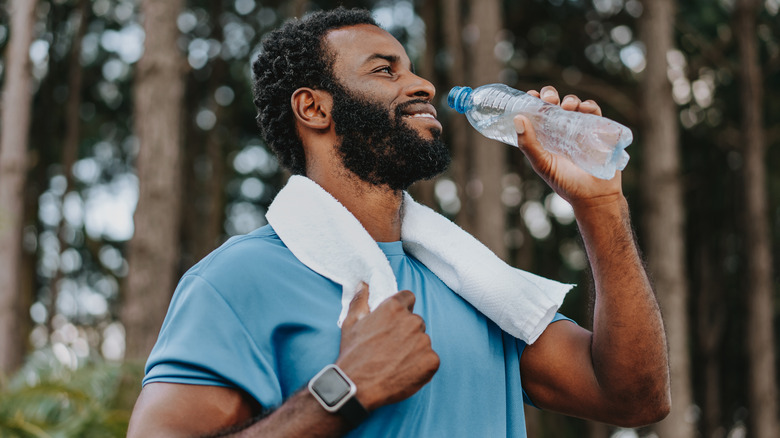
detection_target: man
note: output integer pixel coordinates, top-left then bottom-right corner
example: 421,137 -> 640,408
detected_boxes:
128,8 -> 670,437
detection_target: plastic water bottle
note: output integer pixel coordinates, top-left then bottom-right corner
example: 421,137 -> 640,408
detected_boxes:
447,83 -> 632,180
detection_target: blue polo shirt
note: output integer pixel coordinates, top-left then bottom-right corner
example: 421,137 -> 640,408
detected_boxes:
144,225 -> 569,437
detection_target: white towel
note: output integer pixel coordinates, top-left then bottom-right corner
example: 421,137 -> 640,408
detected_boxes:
265,175 -> 573,344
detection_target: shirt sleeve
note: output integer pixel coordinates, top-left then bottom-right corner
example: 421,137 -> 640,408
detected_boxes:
517,312 -> 575,407
142,274 -> 284,409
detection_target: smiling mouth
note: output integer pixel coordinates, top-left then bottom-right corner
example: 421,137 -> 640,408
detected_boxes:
398,101 -> 438,121
404,113 -> 436,119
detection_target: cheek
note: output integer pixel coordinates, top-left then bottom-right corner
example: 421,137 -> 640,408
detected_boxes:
349,84 -> 396,107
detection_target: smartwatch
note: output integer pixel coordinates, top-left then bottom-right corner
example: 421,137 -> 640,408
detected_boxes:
308,364 -> 369,426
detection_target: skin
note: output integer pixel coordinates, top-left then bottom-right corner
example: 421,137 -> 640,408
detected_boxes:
127,24 -> 671,437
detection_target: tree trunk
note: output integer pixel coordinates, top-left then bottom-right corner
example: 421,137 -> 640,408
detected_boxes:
61,0 -> 87,193
49,0 -> 89,336
466,0 -> 506,259
734,1 -> 780,436
201,128 -> 225,256
289,0 -> 308,18
638,1 -> 695,437
408,0 -> 439,209
442,0 -> 473,230
696,244 -> 726,438
180,0 -> 226,270
0,0 -> 38,376
122,0 -> 186,362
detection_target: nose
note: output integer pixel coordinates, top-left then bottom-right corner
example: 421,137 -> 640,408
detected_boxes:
405,72 -> 436,101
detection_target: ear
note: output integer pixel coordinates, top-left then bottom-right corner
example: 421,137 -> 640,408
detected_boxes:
291,88 -> 332,130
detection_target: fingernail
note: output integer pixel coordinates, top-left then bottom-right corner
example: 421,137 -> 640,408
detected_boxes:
542,90 -> 555,99
563,96 -> 574,105
514,116 -> 525,135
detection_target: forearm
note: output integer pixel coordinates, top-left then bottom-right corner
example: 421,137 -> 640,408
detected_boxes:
575,195 -> 670,412
223,390 -> 351,438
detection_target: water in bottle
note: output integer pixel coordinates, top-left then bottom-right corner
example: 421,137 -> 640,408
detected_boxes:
447,83 -> 632,180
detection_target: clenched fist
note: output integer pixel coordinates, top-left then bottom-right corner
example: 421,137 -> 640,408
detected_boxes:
335,284 -> 440,411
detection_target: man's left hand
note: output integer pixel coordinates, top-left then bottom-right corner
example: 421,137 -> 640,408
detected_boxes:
514,86 -> 624,212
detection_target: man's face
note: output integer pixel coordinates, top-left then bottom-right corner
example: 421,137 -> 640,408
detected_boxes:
324,25 -> 450,191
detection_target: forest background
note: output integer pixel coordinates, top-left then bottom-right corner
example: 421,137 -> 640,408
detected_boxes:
0,0 -> 779,437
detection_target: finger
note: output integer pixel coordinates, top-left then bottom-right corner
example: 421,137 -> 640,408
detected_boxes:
579,99 -> 602,116
514,114 -> 547,169
344,282 -> 370,327
526,90 -> 541,98
416,314 -> 427,333
561,94 -> 581,111
392,290 -> 416,312
540,86 -> 560,105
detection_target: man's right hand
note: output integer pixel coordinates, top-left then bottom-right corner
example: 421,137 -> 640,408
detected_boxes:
127,284 -> 439,437
335,284 -> 440,411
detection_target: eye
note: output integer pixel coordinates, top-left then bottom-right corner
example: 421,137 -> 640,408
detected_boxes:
374,65 -> 393,75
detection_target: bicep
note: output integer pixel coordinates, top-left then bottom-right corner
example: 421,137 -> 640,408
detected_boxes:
520,320 -> 614,422
127,382 -> 261,437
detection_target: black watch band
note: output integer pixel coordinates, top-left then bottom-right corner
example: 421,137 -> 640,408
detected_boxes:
308,364 -> 369,427
337,393 -> 369,426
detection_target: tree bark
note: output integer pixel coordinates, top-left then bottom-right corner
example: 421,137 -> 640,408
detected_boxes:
696,244 -> 726,438
441,0 -> 473,230
638,1 -> 695,437
122,0 -> 186,362
290,0 -> 308,18
0,0 -> 38,376
180,0 -> 226,270
734,1 -> 780,436
466,0 -> 506,259
408,0 -> 439,209
48,0 -> 89,335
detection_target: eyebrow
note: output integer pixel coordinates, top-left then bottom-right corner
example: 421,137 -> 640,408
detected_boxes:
364,53 -> 416,74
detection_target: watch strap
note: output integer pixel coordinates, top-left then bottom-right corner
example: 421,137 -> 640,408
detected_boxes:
338,393 -> 369,427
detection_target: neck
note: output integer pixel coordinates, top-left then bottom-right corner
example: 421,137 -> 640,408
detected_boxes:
307,170 -> 404,242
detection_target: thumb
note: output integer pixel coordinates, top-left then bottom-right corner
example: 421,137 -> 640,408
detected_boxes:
514,114 -> 551,174
343,282 -> 370,328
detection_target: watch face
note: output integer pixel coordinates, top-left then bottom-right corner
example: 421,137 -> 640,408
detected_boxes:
311,367 -> 351,407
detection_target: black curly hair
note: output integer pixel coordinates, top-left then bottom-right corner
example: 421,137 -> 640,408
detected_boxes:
251,8 -> 378,175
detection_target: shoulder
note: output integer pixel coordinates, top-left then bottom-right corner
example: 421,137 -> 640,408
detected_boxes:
191,225 -> 288,270
175,224 -> 337,307
170,225 -> 301,304
185,225 -> 306,282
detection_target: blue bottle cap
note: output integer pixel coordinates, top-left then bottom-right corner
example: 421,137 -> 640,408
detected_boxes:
447,86 -> 472,114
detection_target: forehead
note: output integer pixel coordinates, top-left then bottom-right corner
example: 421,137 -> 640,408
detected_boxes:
324,24 -> 410,72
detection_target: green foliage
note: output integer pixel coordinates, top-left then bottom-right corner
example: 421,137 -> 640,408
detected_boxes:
0,351 -> 142,438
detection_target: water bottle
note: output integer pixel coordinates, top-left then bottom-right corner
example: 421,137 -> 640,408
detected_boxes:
447,83 -> 632,180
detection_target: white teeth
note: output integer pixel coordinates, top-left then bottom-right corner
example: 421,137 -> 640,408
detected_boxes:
407,113 -> 434,118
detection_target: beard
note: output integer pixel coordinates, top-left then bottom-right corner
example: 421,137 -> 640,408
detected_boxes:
330,85 -> 450,192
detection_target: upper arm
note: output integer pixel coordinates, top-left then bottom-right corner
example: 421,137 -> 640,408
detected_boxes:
127,383 -> 262,437
520,320 -> 621,423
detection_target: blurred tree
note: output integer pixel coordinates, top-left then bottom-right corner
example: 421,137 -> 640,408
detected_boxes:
637,1 -> 694,437
466,0 -> 507,260
734,0 -> 780,436
121,0 -> 186,362
0,0 -> 38,377
695,241 -> 727,437
408,0 -> 438,208
48,0 -> 89,337
441,0 -> 473,231
179,0 -> 229,270
676,1 -> 748,435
